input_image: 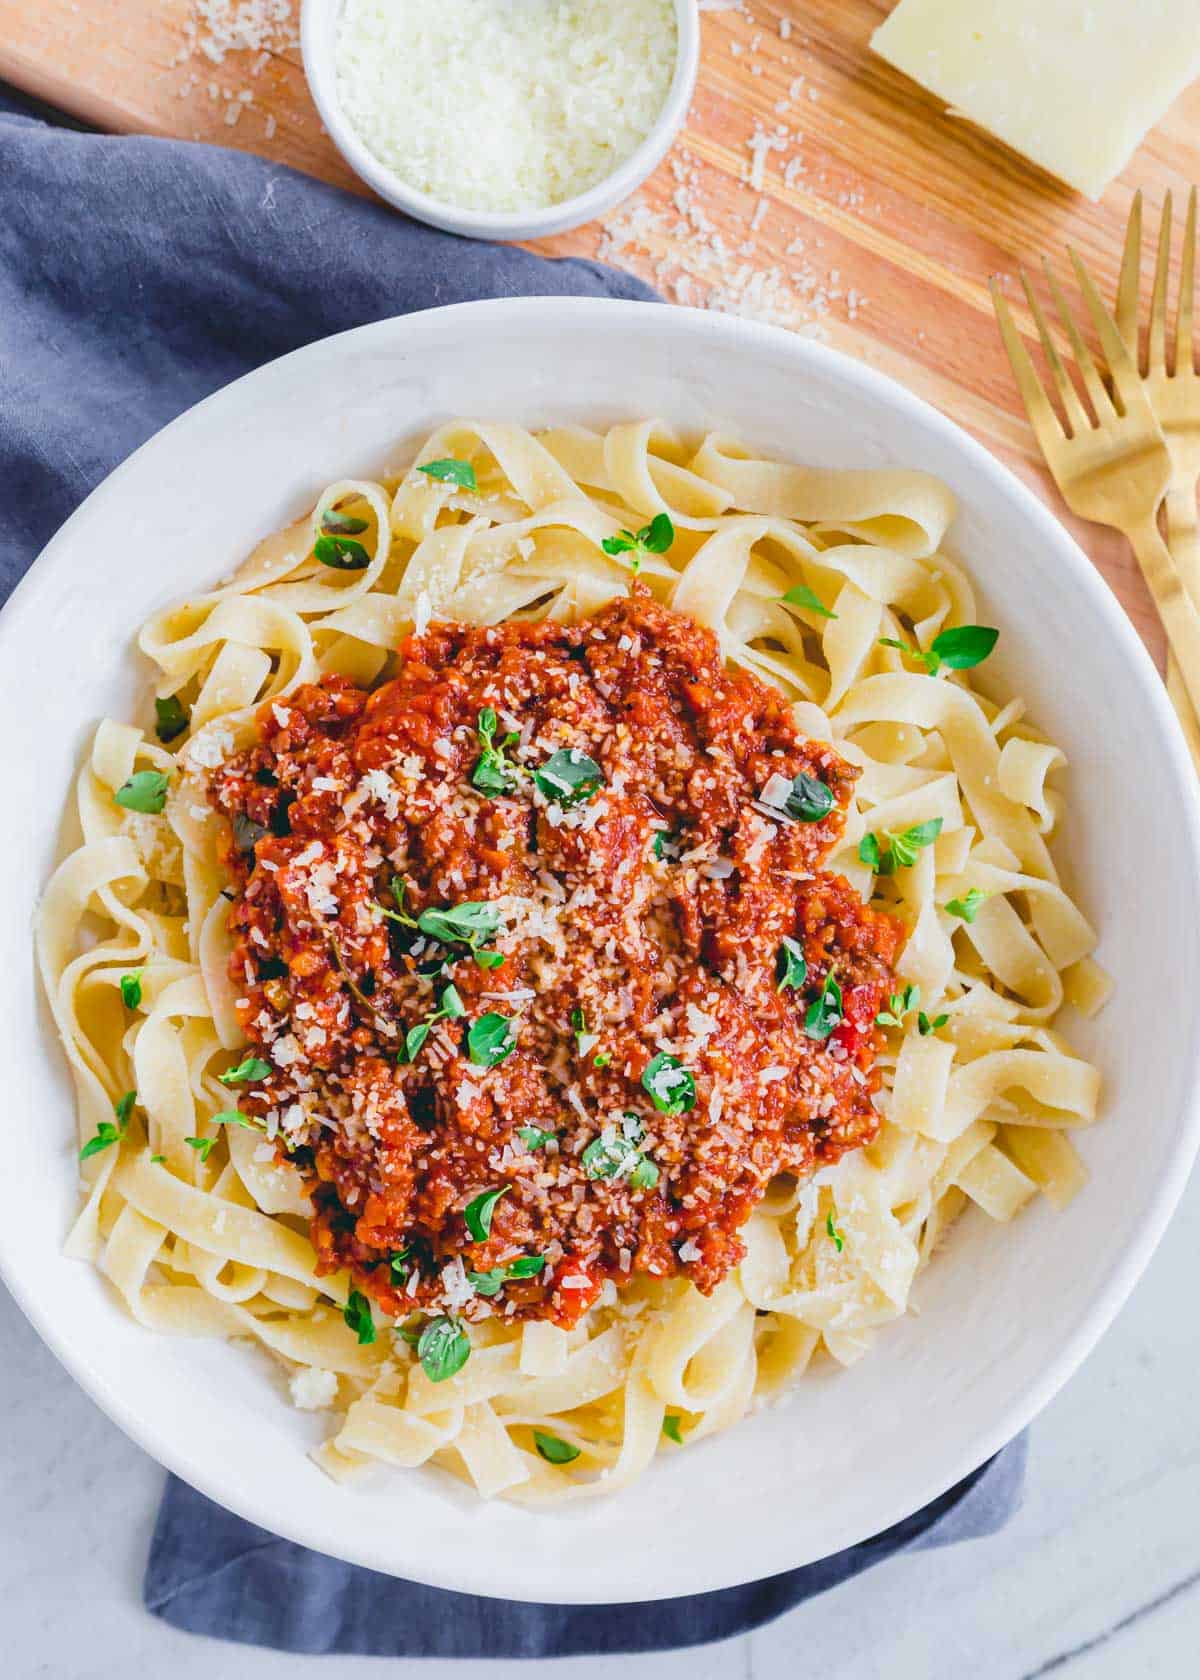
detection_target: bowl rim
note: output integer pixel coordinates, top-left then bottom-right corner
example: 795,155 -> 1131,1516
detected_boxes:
299,0 -> 701,241
4,297 -> 1200,1600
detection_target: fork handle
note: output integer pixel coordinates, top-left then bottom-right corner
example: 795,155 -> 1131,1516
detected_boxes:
1166,487 -> 1200,611
1127,518 -> 1200,724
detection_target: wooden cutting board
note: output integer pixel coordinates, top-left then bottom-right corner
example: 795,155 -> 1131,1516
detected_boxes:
3,0 -> 1199,665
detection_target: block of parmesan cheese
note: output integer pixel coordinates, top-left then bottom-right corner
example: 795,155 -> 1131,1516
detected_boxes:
871,0 -> 1200,200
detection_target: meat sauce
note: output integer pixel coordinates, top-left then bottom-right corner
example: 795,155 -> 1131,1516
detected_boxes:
209,588 -> 905,1329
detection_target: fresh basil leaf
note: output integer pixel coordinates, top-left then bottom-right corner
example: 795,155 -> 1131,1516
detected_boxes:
213,1109 -> 260,1131
917,1011 -> 949,1035
534,748 -> 604,807
518,1125 -> 556,1151
418,458 -> 477,491
581,1134 -> 638,1179
593,1050 -> 612,1069
437,982 -> 465,1021
629,1157 -> 659,1191
930,625 -> 999,671
464,1185 -> 509,1241
888,818 -> 944,870
780,583 -> 837,619
507,1254 -> 546,1278
601,531 -> 635,557
150,1153 -> 166,1164
114,1090 -> 136,1127
662,1414 -> 684,1444
858,832 -> 882,872
784,772 -> 834,823
314,533 -> 370,570
418,1315 -> 471,1382
826,1210 -> 845,1253
533,1430 -> 580,1465
343,1289 -> 377,1346
154,695 -> 188,743
115,769 -> 169,815
79,1121 -> 121,1161
876,983 -> 920,1029
389,1249 -> 411,1283
467,1267 -> 506,1297
467,1012 -> 517,1068
119,970 -> 143,1010
945,887 -> 988,923
218,1055 -> 272,1087
652,828 -> 677,861
642,1052 -> 696,1114
473,947 -> 504,970
321,506 -> 370,535
638,512 -> 675,554
418,902 -> 502,946
185,1135 -> 215,1163
776,935 -> 808,992
400,1021 -> 431,1063
804,972 -> 844,1041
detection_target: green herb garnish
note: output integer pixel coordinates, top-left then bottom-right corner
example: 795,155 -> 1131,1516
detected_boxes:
464,1186 -> 509,1241
805,971 -> 844,1041
858,818 -> 943,875
399,1021 -> 431,1064
642,1052 -> 696,1115
154,695 -> 188,743
321,506 -> 370,536
418,458 -> 477,491
114,769 -> 170,814
876,983 -> 920,1029
945,888 -> 988,923
218,1055 -> 272,1087
582,1114 -> 651,1182
776,936 -> 808,993
185,1135 -> 215,1163
533,1430 -> 581,1465
629,1157 -> 660,1191
468,1255 -> 546,1297
80,1088 -> 137,1162
601,512 -> 674,573
652,828 -> 677,862
471,707 -> 523,798
593,1050 -> 612,1069
150,1153 -> 165,1164
662,1414 -> 684,1444
534,747 -> 604,807
389,1249 -> 411,1283
517,1125 -> 557,1151
211,1108 -> 263,1133
314,533 -> 370,570
784,772 -> 835,823
417,1315 -> 471,1382
467,1012 -> 517,1068
879,624 -> 999,676
119,970 -> 143,1010
826,1210 -> 845,1253
343,1289 -> 377,1346
918,1011 -> 949,1035
780,583 -> 837,619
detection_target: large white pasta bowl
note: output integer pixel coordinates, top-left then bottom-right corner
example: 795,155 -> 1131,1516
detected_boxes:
3,299 -> 1198,1602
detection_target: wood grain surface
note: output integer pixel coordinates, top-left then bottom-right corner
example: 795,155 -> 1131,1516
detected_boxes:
3,0 -> 1199,667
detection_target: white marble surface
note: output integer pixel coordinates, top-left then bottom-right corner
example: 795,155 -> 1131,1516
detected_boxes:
4,1168 -> 1198,1680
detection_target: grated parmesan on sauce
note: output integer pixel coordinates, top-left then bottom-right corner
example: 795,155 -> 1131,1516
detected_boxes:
334,0 -> 678,213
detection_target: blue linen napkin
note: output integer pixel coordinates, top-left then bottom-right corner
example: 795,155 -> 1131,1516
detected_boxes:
0,90 -> 1027,1656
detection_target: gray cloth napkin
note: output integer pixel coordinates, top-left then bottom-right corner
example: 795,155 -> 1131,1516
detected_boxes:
0,90 -> 1027,1657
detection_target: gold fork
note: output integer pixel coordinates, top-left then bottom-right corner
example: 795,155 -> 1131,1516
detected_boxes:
991,258 -> 1200,725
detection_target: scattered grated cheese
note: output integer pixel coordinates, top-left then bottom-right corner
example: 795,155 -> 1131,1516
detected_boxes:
334,0 -> 678,213
289,1367 -> 339,1410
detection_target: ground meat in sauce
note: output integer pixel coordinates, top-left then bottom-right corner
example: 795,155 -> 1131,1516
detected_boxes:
209,587 -> 905,1329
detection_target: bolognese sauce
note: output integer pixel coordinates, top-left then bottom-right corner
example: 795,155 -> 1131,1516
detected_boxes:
208,588 -> 904,1329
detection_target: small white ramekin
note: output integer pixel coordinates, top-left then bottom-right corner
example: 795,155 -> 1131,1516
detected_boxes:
301,0 -> 699,242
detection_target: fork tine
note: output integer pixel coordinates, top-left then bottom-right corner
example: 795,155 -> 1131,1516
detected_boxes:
1068,248 -> 1157,422
1149,189 -> 1173,371
990,280 -> 1066,454
1019,267 -> 1090,436
1115,189 -> 1143,358
1045,259 -> 1115,420
1180,186 -> 1196,375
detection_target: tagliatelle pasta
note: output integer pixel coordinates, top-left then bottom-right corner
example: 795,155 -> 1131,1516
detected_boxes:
37,420 -> 1105,1504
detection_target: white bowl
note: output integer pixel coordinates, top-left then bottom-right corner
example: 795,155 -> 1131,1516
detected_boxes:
300,0 -> 700,241
3,300 -> 1199,1603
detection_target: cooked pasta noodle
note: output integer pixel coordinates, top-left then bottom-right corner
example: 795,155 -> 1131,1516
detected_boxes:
37,420 -> 1105,1503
